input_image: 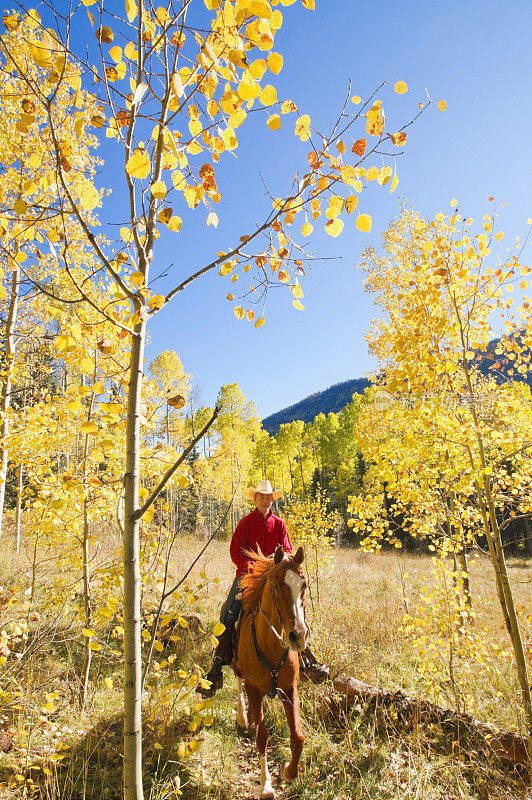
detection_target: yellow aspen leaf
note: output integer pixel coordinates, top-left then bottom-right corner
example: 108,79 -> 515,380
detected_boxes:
325,218 -> 344,237
295,114 -> 311,141
125,0 -> 138,22
226,293 -> 234,301
105,66 -> 119,82
89,641 -> 102,651
151,181 -> 167,199
281,99 -> 297,114
391,131 -> 407,146
255,317 -> 265,328
267,52 -> 283,74
495,231 -> 504,242
230,108 -> 247,128
249,59 -> 267,79
280,0 -> 297,5
377,166 -> 393,185
126,148 -> 150,179
238,71 -> 259,101
390,173 -> 399,193
345,195 -> 358,214
81,421 -> 98,434
301,222 -> 313,236
246,310 -> 255,321
14,200 -> 27,215
109,45 -> 122,62
520,280 -> 527,290
82,628 -> 96,637
352,95 -> 361,104
366,166 -> 379,181
120,226 -> 133,242
250,0 -> 272,17
326,195 -> 344,218
438,99 -> 447,111
356,214 -> 372,232
147,294 -> 165,311
130,271 -> 145,286
29,40 -> 53,70
105,677 -> 113,689
56,334 -> 77,353
168,216 -> 182,232
291,284 -> 304,298
260,84 -> 277,106
222,127 -> 237,150
234,306 -> 244,320
267,114 -> 281,130
365,103 -> 384,136
278,270 -> 289,282
153,641 -> 164,652
155,6 -> 169,22
207,212 -> 219,228
292,298 -> 305,310
171,170 -> 186,190
231,274 -> 238,283
395,80 -> 408,94
520,266 -> 531,275
340,165 -> 356,185
42,702 -> 56,713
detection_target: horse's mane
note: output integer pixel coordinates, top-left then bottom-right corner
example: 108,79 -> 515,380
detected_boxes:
239,547 -> 289,611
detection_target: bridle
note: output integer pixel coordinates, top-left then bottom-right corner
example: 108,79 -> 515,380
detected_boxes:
249,571 -> 305,699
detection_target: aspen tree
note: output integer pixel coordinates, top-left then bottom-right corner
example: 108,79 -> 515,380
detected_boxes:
1,3 -> 428,795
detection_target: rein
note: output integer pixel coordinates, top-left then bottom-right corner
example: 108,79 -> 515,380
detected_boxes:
249,584 -> 289,699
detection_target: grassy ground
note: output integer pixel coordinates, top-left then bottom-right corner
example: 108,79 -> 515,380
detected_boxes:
0,535 -> 531,799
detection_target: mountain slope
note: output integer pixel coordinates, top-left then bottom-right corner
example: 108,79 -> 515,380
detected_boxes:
262,377 -> 370,434
262,335 -> 532,434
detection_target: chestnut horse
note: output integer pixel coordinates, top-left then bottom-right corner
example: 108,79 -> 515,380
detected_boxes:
232,545 -> 308,799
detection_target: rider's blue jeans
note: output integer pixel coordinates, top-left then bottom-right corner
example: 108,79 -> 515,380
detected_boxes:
220,575 -> 242,628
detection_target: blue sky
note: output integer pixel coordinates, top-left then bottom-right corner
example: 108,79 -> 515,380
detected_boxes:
92,0 -> 532,418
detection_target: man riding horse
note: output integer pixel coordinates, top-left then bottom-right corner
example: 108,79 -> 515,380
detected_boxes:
198,480 -> 329,698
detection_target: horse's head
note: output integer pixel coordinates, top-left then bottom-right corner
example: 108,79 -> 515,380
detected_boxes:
271,545 -> 308,652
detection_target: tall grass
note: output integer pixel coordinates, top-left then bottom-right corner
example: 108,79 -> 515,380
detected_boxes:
0,534 -> 530,799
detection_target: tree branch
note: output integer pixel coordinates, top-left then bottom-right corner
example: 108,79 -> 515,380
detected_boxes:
133,403 -> 220,520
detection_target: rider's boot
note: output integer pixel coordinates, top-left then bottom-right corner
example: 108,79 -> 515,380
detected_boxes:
196,623 -> 234,698
299,647 -> 329,684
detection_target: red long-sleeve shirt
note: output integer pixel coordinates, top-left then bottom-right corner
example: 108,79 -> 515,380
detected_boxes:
229,508 -> 292,575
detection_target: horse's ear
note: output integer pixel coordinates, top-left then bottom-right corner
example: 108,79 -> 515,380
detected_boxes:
274,546 -> 285,564
293,546 -> 304,565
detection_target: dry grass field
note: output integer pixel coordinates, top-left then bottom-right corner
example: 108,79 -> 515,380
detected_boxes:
0,534 -> 531,800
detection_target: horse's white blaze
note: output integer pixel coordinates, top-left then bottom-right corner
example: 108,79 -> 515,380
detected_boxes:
285,570 -> 305,632
236,677 -> 247,728
259,754 -> 274,798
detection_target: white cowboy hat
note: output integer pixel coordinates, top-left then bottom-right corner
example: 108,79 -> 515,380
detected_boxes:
245,479 -> 282,502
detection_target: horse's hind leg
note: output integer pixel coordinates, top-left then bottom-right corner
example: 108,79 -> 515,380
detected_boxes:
281,686 -> 304,782
246,684 -> 274,799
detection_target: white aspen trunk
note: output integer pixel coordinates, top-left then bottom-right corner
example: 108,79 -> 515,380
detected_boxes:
0,263 -> 20,542
123,317 -> 146,800
15,464 -> 23,554
81,497 -> 92,707
80,385 -> 95,708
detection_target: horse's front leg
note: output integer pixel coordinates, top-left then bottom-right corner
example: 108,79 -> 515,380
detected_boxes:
246,683 -> 274,799
235,676 -> 249,734
281,685 -> 304,782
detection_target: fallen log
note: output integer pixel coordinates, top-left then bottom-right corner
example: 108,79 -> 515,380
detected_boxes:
332,675 -> 529,770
